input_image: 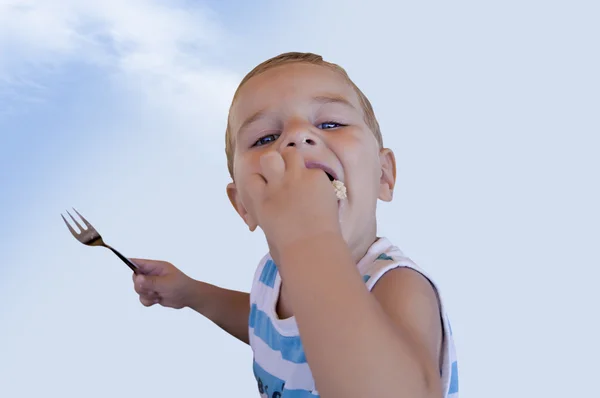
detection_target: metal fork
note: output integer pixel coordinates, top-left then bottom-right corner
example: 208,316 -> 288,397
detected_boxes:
61,208 -> 140,274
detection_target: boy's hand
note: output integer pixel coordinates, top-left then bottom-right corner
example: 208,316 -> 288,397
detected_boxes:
130,258 -> 195,309
246,147 -> 342,258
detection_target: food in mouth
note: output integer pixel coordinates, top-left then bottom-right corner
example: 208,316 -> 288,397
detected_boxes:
324,171 -> 347,200
332,179 -> 347,200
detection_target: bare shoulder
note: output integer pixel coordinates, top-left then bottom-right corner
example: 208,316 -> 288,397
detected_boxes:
371,267 -> 443,372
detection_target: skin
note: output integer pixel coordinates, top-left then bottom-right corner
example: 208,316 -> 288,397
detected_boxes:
131,63 -> 444,398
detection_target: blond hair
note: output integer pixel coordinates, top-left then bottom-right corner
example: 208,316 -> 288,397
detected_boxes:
225,52 -> 383,179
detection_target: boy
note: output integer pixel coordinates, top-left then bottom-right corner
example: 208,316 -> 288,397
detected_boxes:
131,52 -> 459,398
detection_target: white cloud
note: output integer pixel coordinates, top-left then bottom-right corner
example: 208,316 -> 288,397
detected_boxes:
0,0 -> 241,134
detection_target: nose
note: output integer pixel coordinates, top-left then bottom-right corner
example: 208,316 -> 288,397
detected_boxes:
285,136 -> 316,147
279,120 -> 319,149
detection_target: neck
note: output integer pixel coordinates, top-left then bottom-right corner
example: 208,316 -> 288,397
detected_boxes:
348,220 -> 378,265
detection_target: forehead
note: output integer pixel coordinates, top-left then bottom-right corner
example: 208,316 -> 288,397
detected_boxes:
230,63 -> 361,131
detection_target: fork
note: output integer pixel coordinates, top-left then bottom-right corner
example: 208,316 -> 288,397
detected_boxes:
61,208 -> 140,274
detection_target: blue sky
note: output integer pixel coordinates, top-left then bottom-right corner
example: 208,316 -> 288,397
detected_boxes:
1,1 -> 599,397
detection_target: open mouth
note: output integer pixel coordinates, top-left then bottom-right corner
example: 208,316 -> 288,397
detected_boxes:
318,169 -> 347,200
305,161 -> 339,182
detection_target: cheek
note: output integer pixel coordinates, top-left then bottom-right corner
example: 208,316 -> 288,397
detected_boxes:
334,136 -> 362,167
232,152 -> 263,199
359,157 -> 383,196
233,151 -> 260,179
231,175 -> 254,215
337,138 -> 380,181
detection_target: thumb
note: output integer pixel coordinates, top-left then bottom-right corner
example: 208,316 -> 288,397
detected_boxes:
129,258 -> 166,275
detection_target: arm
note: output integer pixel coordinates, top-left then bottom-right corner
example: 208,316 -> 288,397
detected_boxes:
131,258 -> 251,346
276,233 -> 443,398
186,281 -> 251,345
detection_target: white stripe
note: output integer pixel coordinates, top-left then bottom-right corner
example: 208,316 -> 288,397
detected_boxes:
253,290 -> 275,316
250,288 -> 274,312
250,329 -> 316,391
252,284 -> 272,312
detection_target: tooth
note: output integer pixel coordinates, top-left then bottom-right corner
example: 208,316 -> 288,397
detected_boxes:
331,180 -> 347,200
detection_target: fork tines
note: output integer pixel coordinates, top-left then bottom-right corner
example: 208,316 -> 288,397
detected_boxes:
61,208 -> 91,239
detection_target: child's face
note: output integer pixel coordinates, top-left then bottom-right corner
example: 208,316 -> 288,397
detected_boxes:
227,63 -> 395,255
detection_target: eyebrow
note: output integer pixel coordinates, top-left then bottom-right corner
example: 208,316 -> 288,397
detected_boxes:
237,109 -> 270,136
311,94 -> 357,111
237,94 -> 357,135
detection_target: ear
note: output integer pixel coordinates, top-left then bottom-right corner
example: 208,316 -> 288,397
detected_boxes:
226,182 -> 258,231
378,148 -> 396,202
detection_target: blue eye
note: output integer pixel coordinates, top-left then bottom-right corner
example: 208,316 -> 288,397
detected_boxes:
318,121 -> 344,129
253,134 -> 280,147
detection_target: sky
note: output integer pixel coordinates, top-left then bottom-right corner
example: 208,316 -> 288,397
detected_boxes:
1,0 -> 599,397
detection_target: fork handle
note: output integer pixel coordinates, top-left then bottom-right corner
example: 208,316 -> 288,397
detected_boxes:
106,245 -> 140,274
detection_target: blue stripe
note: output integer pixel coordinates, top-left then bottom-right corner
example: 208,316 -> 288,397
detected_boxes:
362,275 -> 371,283
249,304 -> 307,363
259,259 -> 278,287
253,360 -> 319,397
376,253 -> 393,261
448,361 -> 459,394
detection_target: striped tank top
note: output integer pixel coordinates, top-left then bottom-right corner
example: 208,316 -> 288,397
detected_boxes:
248,237 -> 459,397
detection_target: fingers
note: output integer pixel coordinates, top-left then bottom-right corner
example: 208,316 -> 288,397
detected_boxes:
129,260 -> 172,308
133,273 -> 159,294
133,273 -> 161,307
280,147 -> 305,177
133,274 -> 161,304
258,148 -> 304,186
247,151 -> 285,202
139,294 -> 159,307
246,148 -> 306,220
